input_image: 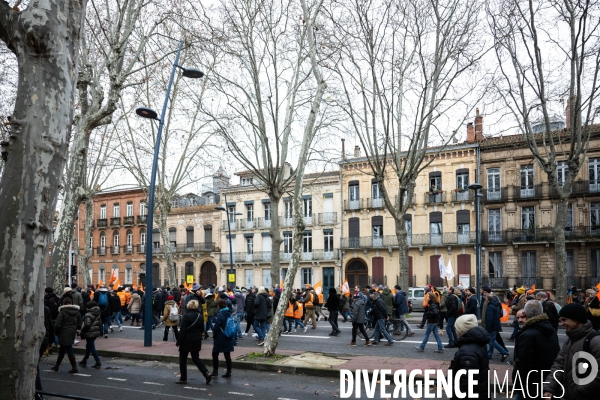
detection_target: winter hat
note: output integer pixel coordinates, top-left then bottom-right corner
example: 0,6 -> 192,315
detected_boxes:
63,287 -> 73,295
455,314 -> 478,335
258,286 -> 266,294
191,283 -> 201,292
481,284 -> 492,294
467,287 -> 476,295
241,288 -> 247,293
394,285 -> 401,290
559,303 -> 587,324
516,287 -> 526,295
204,290 -> 212,296
167,295 -> 174,301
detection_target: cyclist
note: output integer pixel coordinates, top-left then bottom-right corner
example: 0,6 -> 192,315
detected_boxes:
394,285 -> 415,337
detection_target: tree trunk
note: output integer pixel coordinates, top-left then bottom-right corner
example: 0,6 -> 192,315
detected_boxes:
49,125 -> 90,290
269,193 -> 282,286
395,219 -> 410,291
0,2 -> 87,398
554,195 -> 569,305
77,196 -> 95,288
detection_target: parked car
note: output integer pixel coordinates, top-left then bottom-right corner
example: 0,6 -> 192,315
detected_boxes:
407,299 -> 413,314
407,287 -> 425,312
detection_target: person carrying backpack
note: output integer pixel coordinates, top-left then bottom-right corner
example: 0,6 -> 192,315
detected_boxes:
445,287 -> 460,348
176,300 -> 211,385
44,287 -> 60,321
161,295 -> 180,341
211,299 -> 234,378
93,286 -> 112,337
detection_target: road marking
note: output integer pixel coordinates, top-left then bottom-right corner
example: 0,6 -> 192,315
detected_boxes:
278,398 -> 299,400
184,387 -> 207,391
228,391 -> 254,396
143,381 -> 164,385
108,377 -> 127,381
281,335 -> 331,339
73,373 -> 91,377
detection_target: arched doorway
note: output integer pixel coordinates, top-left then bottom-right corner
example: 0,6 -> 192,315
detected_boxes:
200,261 -> 217,288
346,259 -> 368,290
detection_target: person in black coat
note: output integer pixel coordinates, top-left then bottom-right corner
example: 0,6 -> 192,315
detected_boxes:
253,287 -> 271,343
51,297 -> 82,373
93,287 -> 113,337
176,299 -> 211,385
449,315 -> 490,400
445,288 -> 459,348
416,294 -> 443,352
78,301 -> 103,369
244,289 -> 256,334
324,288 -> 340,336
464,288 -> 478,315
212,299 -> 234,378
484,294 -> 509,361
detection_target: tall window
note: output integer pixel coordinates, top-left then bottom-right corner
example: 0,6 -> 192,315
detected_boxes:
140,229 -> 147,247
89,236 -> 93,251
430,176 -> 441,191
565,204 -> 573,233
99,267 -> 105,282
520,165 -> 534,197
169,227 -> 176,250
349,183 -> 359,201
591,249 -> 600,277
100,232 -> 106,250
486,168 -> 501,200
113,204 -> 120,218
126,202 -> 133,217
303,231 -> 312,253
140,202 -> 147,216
264,202 -> 271,220
100,205 -> 106,219
246,237 -> 253,254
456,210 -> 470,244
126,229 -> 133,251
521,251 -> 537,277
566,250 -> 575,277
372,182 -> 381,198
301,268 -> 313,287
283,232 -> 293,254
456,172 -> 469,190
303,197 -> 312,218
186,227 -> 194,246
324,229 -> 334,253
125,266 -> 132,285
405,215 -> 412,246
521,206 -> 535,230
589,158 -> 600,192
372,216 -> 383,247
488,252 -> 502,278
245,269 -> 254,288
591,202 -> 600,232
246,204 -> 254,220
284,200 -> 293,219
430,212 -> 442,245
113,231 -> 119,246
228,205 -> 236,222
557,161 -> 568,187
488,209 -> 502,242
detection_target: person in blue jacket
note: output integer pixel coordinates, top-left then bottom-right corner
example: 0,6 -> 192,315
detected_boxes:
211,299 -> 234,378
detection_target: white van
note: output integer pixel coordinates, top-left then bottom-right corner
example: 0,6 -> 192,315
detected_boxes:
408,287 -> 426,312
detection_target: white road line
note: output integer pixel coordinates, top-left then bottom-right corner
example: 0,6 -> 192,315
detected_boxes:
73,373 -> 91,377
143,381 -> 164,385
184,386 -> 207,391
281,335 -> 331,339
278,398 -> 299,400
228,391 -> 254,396
108,377 -> 127,381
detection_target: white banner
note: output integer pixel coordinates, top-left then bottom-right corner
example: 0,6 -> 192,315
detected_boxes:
445,259 -> 455,281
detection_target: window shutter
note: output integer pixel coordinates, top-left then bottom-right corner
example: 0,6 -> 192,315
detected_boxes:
349,218 -> 360,238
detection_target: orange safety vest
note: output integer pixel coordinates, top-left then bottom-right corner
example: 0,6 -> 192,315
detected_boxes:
305,293 -> 315,307
422,292 -> 429,308
318,293 -> 324,305
125,291 -> 131,305
285,302 -> 294,318
117,291 -> 127,307
294,303 -> 304,319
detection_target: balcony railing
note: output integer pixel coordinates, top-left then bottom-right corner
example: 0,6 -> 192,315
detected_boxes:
257,218 -> 272,229
238,219 -> 256,230
481,276 -> 508,289
110,217 -> 121,227
513,184 -> 543,201
137,215 -> 147,224
123,216 -> 135,226
366,197 -> 384,209
343,198 -> 363,211
123,245 -> 134,255
97,219 -> 107,228
508,228 -> 554,243
395,193 -> 416,207
585,276 -> 600,289
111,245 -> 120,255
97,246 -> 106,256
278,215 -> 295,227
451,190 -> 472,202
340,232 -> 476,249
423,192 -> 446,205
175,242 -> 215,253
222,219 -> 239,231
318,212 -> 337,225
482,231 -> 506,243
516,276 -> 543,288
219,249 -> 337,263
137,244 -> 146,254
481,187 -> 507,202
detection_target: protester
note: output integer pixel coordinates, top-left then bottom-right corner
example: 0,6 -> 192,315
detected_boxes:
302,287 -> 318,329
253,286 -> 272,346
109,290 -> 123,332
349,292 -> 369,346
536,291 -> 559,332
484,293 -> 510,361
415,292 -> 443,353
543,303 -> 600,399
51,297 -> 82,373
509,287 -> 527,341
324,287 -> 340,336
449,314 -> 490,400
445,287 -> 459,348
244,287 -> 256,335
93,286 -> 112,337
212,299 -> 234,378
128,291 -> 142,326
78,301 -> 102,369
368,290 -> 394,346
176,300 -> 211,385
464,287 -> 478,315
393,285 -> 415,337
162,295 -> 180,341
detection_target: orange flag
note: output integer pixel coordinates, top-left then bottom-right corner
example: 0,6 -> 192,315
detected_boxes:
500,303 -> 510,322
313,280 -> 322,296
140,282 -> 144,292
342,279 -> 350,297
526,285 -> 536,295
109,268 -> 118,285
280,280 -> 284,290
596,282 -> 600,302
132,284 -> 137,290
113,278 -> 121,290
98,280 -> 103,288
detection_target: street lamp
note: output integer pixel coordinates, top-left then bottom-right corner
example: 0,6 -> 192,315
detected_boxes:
468,182 -> 483,319
216,194 -> 243,288
135,40 -> 203,347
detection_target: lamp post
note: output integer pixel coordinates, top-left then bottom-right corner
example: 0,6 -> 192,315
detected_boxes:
468,183 -> 483,319
216,194 -> 243,288
135,40 -> 203,347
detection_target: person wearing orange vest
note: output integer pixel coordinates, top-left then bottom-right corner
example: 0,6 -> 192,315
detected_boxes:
117,288 -> 129,321
302,288 -> 318,329
417,287 -> 432,329
293,300 -> 305,333
283,297 -> 296,334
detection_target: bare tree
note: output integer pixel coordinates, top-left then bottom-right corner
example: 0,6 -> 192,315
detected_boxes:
328,0 -> 487,290
489,0 -> 600,305
48,0 -> 161,290
0,0 -> 87,397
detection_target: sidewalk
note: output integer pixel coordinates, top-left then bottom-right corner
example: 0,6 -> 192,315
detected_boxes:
70,336 -> 513,385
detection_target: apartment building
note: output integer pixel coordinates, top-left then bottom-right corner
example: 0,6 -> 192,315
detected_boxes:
339,138 -> 480,290
218,170 -> 342,292
479,124 -> 600,291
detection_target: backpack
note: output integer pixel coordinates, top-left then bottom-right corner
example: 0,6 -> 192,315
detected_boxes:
455,295 -> 464,316
48,296 -> 59,319
98,292 -> 109,307
169,304 -> 180,322
583,331 -> 600,353
554,302 -> 562,313
223,316 -> 237,338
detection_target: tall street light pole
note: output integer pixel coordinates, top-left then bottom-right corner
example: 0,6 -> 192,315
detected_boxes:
135,40 -> 203,347
468,182 -> 483,319
216,193 -> 242,287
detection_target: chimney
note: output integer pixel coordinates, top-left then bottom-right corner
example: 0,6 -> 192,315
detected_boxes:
466,122 -> 475,143
474,108 -> 483,141
341,138 -> 346,160
354,145 -> 361,158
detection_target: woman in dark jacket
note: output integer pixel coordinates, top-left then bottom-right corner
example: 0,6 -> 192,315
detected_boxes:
78,301 -> 102,368
415,294 -> 443,352
449,315 -> 490,400
212,299 -> 234,378
324,287 -> 340,336
349,293 -> 369,346
51,297 -> 82,373
176,299 -> 211,385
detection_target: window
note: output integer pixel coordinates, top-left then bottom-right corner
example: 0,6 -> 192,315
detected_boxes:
246,237 -> 253,254
100,232 -> 106,251
372,182 -> 381,199
372,216 -> 383,247
227,205 -> 236,222
349,183 -> 359,201
456,210 -> 470,244
140,202 -> 147,216
520,165 -> 534,197
565,204 -> 573,233
591,249 -> 600,277
521,251 -> 537,277
264,202 -> 271,220
430,175 -> 441,191
488,252 -> 502,278
324,229 -> 334,253
486,168 -> 501,200
99,266 -> 105,282
89,236 -> 93,251
301,268 -> 313,287
567,250 -> 575,277
113,203 -> 120,218
591,203 -> 600,231
283,232 -> 293,254
247,204 -> 254,220
557,161 -> 568,187
589,158 -> 600,192
245,269 -> 253,288
140,229 -> 147,247
100,205 -> 106,219
169,227 -> 176,250
303,231 -> 312,253
126,202 -> 133,217
280,268 -> 288,284
126,229 -> 133,252
429,212 -> 442,245
125,265 -> 132,285
488,209 -> 502,242
113,231 -> 119,253
284,200 -> 293,219
405,215 -> 412,245
456,172 -> 469,190
262,269 -> 271,288
241,177 -> 253,186
152,229 -> 160,249
303,197 -> 312,218
186,227 -> 194,246
521,206 -> 535,230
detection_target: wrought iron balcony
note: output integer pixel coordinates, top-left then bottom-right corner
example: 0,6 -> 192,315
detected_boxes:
423,192 -> 446,205
516,276 -> 543,289
278,215 -> 295,227
343,198 -> 363,211
123,216 -> 135,226
318,212 -> 337,225
340,232 -> 476,249
257,217 -> 272,229
110,217 -> 121,227
222,219 -> 239,231
366,197 -> 384,209
137,244 -> 146,254
395,193 -> 416,207
508,228 -> 554,243
451,190 -> 472,202
481,187 -> 508,202
111,245 -> 120,255
238,218 -> 257,230
481,276 -> 508,289
482,231 -> 507,243
123,245 -> 134,255
137,215 -> 147,225
302,215 -> 315,226
97,246 -> 106,256
175,242 -> 215,253
219,249 -> 337,263
513,184 -> 543,201
96,219 -> 107,228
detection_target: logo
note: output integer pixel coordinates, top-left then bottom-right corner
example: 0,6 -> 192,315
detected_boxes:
572,351 -> 598,386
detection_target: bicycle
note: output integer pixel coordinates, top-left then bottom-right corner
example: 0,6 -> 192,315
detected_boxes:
357,311 -> 410,341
